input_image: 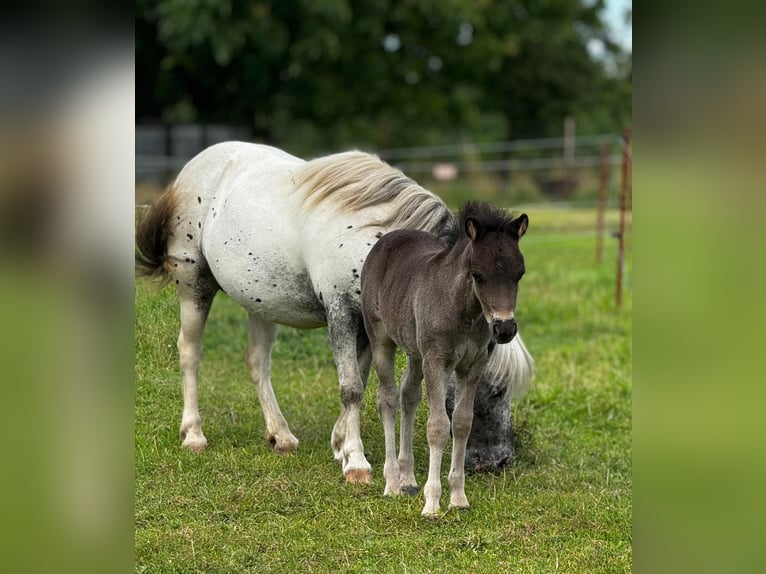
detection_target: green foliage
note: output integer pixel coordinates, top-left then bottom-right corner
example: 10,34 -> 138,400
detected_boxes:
137,0 -> 632,150
135,206 -> 631,572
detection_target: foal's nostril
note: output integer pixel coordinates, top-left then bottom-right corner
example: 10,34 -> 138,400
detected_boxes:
508,319 -> 518,339
492,318 -> 518,342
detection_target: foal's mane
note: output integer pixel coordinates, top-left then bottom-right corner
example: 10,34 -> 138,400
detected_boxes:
440,201 -> 521,247
294,151 -> 453,233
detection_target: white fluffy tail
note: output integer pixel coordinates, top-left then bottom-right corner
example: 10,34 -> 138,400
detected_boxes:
485,332 -> 535,399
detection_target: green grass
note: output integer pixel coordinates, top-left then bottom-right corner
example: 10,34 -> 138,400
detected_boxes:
135,207 -> 632,573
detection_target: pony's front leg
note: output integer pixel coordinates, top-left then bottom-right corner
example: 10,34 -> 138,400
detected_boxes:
421,357 -> 454,516
448,363 -> 484,510
327,308 -> 372,483
246,316 -> 299,454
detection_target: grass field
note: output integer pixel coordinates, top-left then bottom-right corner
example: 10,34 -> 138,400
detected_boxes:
135,206 -> 632,573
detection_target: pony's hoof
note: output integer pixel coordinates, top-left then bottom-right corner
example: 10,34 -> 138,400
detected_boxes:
181,436 -> 208,453
267,433 -> 299,454
345,468 -> 372,484
402,485 -> 419,496
448,503 -> 471,512
181,441 -> 207,454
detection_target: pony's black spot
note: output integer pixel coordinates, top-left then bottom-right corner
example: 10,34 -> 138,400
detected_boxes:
197,196 -> 201,204
319,292 -> 324,302
185,258 -> 190,263
247,269 -> 251,272
255,298 -> 262,303
347,225 -> 353,229
173,263 -> 178,267
175,279 -> 179,285
190,259 -> 195,264
198,222 -> 201,228
248,252 -> 253,256
334,285 -> 336,289
187,233 -> 193,240
272,283 -> 277,287
355,289 -> 361,294
367,243 -> 371,246
352,269 -> 357,273
339,243 -> 343,248
224,241 -> 228,245
375,232 -> 383,238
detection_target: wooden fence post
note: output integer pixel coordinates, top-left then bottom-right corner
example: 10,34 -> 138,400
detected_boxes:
616,129 -> 631,308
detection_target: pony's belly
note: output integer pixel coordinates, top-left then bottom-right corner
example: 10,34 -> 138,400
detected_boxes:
218,272 -> 327,328
206,247 -> 327,328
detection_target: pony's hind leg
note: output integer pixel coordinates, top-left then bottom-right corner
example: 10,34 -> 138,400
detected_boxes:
246,316 -> 299,454
398,356 -> 423,495
177,291 -> 216,453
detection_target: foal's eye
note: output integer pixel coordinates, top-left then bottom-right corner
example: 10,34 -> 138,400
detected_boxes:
471,272 -> 484,284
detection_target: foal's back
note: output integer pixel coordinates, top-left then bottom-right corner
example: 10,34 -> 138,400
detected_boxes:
361,229 -> 458,356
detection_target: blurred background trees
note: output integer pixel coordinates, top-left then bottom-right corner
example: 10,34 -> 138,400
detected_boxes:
136,0 -> 631,156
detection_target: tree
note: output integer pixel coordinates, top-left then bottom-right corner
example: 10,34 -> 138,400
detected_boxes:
136,0 -> 631,150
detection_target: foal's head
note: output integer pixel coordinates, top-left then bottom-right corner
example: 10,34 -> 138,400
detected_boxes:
460,202 -> 528,344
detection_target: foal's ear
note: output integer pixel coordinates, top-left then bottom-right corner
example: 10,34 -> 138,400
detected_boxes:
465,217 -> 482,242
512,214 -> 529,239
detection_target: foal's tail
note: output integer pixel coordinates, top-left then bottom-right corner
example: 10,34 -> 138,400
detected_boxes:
135,186 -> 178,283
485,332 -> 535,400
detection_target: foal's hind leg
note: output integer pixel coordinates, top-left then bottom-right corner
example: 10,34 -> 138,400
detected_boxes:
246,316 -> 299,454
177,293 -> 215,453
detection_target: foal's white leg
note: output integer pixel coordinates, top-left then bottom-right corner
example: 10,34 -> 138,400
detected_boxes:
448,374 -> 481,510
398,357 -> 423,495
178,297 -> 212,452
421,359 -> 453,516
327,309 -> 372,483
246,316 -> 299,454
373,344 -> 400,496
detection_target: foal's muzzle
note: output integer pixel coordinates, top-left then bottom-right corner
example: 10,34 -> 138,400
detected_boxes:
492,318 -> 517,344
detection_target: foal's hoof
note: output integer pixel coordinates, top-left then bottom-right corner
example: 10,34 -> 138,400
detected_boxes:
448,504 -> 471,512
402,485 -> 419,496
344,468 -> 372,484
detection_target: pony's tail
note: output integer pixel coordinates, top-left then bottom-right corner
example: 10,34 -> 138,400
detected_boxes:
135,186 -> 178,283
485,332 -> 535,400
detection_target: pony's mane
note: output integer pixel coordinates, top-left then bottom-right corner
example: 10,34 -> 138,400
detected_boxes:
293,151 -> 453,233
440,201 -> 520,247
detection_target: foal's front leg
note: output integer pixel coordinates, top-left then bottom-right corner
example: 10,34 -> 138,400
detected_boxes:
398,356 -> 423,495
421,357 -> 454,516
448,363 -> 484,510
372,343 -> 400,495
